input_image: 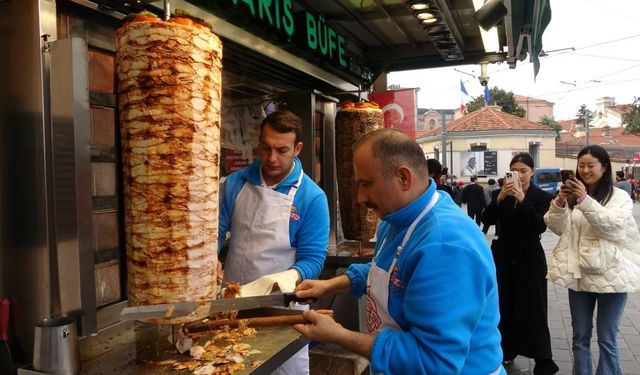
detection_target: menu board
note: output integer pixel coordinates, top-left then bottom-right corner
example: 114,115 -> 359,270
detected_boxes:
483,151 -> 498,175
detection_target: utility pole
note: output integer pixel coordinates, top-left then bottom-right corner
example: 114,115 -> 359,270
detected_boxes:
440,111 -> 447,169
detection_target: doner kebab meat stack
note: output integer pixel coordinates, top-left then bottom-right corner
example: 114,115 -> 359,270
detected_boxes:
116,11 -> 222,324
335,101 -> 382,242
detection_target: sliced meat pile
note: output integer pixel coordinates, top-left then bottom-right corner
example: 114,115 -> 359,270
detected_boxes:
115,14 -> 222,324
335,102 -> 383,242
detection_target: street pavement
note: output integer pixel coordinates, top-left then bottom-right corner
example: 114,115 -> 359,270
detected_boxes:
480,203 -> 640,375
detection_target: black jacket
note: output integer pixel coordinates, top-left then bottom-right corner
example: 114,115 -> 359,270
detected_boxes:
481,184 -> 553,360
461,183 -> 486,212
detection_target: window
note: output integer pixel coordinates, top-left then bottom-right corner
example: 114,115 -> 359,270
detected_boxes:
529,144 -> 540,165
429,119 -> 436,130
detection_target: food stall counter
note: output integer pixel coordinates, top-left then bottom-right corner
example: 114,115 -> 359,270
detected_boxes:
78,320 -> 307,374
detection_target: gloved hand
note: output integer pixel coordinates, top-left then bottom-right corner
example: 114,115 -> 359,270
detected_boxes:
240,269 -> 300,297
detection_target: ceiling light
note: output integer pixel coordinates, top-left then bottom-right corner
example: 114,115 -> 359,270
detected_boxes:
415,11 -> 436,20
421,17 -> 438,24
409,2 -> 429,10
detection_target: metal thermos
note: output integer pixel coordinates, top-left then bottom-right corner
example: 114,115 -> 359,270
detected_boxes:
33,317 -> 79,375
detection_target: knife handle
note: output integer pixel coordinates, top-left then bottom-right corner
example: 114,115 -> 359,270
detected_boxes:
284,292 -> 317,306
0,298 -> 9,342
184,310 -> 334,333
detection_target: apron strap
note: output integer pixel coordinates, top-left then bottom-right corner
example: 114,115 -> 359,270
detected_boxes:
396,192 -> 439,257
287,168 -> 304,197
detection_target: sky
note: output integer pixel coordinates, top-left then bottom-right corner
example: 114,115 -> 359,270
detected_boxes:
388,0 -> 640,121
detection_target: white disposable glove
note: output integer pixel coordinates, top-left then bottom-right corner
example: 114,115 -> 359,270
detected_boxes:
240,269 -> 300,297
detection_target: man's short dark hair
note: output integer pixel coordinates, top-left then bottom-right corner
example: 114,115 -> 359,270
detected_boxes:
470,176 -> 478,182
353,128 -> 428,179
427,159 -> 442,178
488,178 -> 496,185
260,110 -> 302,143
616,171 -> 625,179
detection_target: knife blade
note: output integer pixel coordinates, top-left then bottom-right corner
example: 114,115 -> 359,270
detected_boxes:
120,293 -> 311,321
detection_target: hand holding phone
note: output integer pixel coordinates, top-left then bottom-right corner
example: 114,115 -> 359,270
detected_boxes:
560,169 -> 575,183
505,171 -> 520,188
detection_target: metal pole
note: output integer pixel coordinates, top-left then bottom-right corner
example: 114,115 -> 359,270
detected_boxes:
163,0 -> 170,20
440,111 -> 447,167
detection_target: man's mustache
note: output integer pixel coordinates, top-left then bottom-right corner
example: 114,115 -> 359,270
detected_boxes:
364,203 -> 378,210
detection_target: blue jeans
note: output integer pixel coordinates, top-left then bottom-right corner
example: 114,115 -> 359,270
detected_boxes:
568,290 -> 627,375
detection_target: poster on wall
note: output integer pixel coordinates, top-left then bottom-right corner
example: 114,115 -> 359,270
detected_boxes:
370,88 -> 417,139
460,151 -> 498,176
461,151 -> 484,176
223,148 -> 251,174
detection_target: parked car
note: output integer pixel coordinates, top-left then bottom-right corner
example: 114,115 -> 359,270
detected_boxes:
533,168 -> 562,195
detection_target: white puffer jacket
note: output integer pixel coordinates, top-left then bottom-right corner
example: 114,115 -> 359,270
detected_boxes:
544,187 -> 640,293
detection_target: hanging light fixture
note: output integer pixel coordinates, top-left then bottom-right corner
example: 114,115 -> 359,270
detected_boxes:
409,1 -> 429,10
415,11 -> 436,20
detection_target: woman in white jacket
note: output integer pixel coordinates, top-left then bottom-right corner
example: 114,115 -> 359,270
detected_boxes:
544,145 -> 640,375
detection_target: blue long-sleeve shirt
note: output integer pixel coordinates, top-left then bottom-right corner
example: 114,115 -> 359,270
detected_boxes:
345,181 -> 505,374
218,158 -> 330,280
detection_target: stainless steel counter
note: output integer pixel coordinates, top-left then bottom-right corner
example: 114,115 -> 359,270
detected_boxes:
79,320 -> 308,374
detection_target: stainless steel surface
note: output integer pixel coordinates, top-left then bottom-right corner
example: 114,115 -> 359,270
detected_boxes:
318,100 -> 338,249
120,294 -> 296,321
48,37 -> 97,335
279,91 -> 316,177
18,369 -> 50,375
33,317 -> 80,375
0,0 -> 58,363
79,320 -> 308,374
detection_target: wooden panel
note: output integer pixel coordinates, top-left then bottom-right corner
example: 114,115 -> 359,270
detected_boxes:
91,106 -> 116,146
93,211 -> 119,251
89,50 -> 114,93
92,162 -> 116,196
95,260 -> 121,306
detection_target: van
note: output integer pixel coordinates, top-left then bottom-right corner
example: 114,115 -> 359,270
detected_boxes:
533,168 -> 562,195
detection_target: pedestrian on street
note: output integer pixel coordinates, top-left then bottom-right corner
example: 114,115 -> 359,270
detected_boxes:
292,128 -> 505,374
481,153 -> 559,374
545,145 -> 640,375
615,170 -> 635,200
427,158 -> 454,199
482,178 -> 500,234
452,181 -> 464,206
462,176 -> 486,225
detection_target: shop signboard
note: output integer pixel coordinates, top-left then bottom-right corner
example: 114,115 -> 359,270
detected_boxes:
199,0 -> 374,83
369,88 -> 417,139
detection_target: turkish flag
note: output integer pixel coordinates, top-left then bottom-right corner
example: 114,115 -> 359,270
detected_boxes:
370,88 -> 418,139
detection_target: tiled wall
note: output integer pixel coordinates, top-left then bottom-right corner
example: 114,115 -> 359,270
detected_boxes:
88,49 -> 122,307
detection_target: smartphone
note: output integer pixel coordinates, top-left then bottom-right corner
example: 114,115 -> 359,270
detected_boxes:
505,170 -> 520,186
560,169 -> 575,183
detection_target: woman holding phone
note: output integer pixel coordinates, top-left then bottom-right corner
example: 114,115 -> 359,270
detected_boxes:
481,153 -> 558,374
545,145 -> 640,375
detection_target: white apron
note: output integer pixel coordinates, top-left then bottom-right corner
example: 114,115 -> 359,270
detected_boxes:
366,193 -> 439,333
223,168 -> 308,375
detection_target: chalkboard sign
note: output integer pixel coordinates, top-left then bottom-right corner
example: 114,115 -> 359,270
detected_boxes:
484,151 -> 498,175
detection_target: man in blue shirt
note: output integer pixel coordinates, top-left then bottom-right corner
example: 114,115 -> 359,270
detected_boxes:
294,128 -> 504,374
218,110 -> 329,374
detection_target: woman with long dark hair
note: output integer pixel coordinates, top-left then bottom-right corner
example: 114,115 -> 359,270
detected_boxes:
482,153 -> 558,374
545,145 -> 640,374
